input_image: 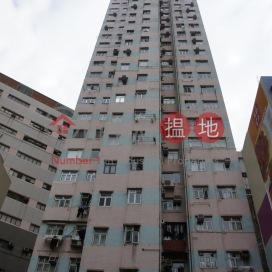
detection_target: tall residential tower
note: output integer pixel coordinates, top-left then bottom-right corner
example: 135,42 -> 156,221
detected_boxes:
29,1 -> 263,272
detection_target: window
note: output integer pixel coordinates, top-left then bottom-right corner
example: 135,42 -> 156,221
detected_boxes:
102,97 -> 110,104
222,217 -> 242,231
0,143 -> 10,152
91,149 -> 100,158
188,118 -> 196,126
198,72 -> 212,78
96,51 -> 107,56
128,21 -> 135,25
143,10 -> 150,14
196,60 -> 208,65
135,90 -> 147,98
142,27 -> 150,32
199,252 -> 217,268
106,84 -> 112,90
185,100 -> 196,109
48,165 -> 57,173
161,72 -> 174,78
1,107 -> 24,120
130,157 -> 144,171
179,50 -> 189,55
36,256 -> 58,272
42,183 -> 51,191
139,60 -> 148,67
167,150 -> 179,160
140,47 -> 149,53
141,36 -> 149,42
0,212 -> 21,226
162,97 -> 175,104
16,151 -> 42,165
86,83 -> 100,91
0,123 -> 17,135
227,252 -> 249,268
193,186 -> 209,199
184,85 -> 194,93
125,39 -> 133,45
86,171 -> 96,182
95,129 -> 104,139
99,192 -> 112,206
201,86 -> 215,93
162,172 -> 181,184
129,13 -> 136,17
67,150 -> 83,158
203,100 -> 218,109
54,196 -> 72,207
196,216 -> 213,231
128,189 -> 142,204
7,94 -> 30,107
108,135 -> 120,146
180,60 -> 190,66
29,224 -> 39,234
211,138 -> 227,148
111,61 -> 117,66
90,72 -> 102,78
73,129 -> 87,138
93,228 -> 107,245
99,42 -> 109,48
99,113 -> 107,121
124,226 -> 140,244
69,258 -> 81,272
46,225 -> 64,236
36,108 -> 56,120
104,160 -> 117,174
78,113 -> 92,120
162,199 -> 181,210
142,18 -> 150,23
81,97 -> 95,104
7,191 -> 29,204
182,72 -> 192,78
115,95 -> 125,103
121,63 -> 130,70
9,169 -> 35,184
60,171 -> 78,181
213,160 -> 227,171
164,50 -> 173,56
217,186 -> 236,199
190,160 -> 206,171
93,61 -> 105,67
162,84 -> 175,90
36,202 -> 46,211
188,138 -> 202,147
137,74 -> 148,81
112,113 -> 123,122
177,31 -> 186,36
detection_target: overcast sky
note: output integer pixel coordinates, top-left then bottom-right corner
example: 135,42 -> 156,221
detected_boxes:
0,0 -> 272,150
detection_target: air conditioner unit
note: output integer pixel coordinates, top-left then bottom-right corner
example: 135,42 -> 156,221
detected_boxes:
163,259 -> 172,267
174,195 -> 182,202
193,15 -> 197,20
233,266 -> 255,272
49,257 -> 57,265
163,179 -> 174,187
196,214 -> 204,224
124,49 -> 132,56
8,242 -> 14,250
162,147 -> 168,158
69,264 -> 78,272
113,12 -> 117,17
240,250 -> 250,259
224,158 -> 231,168
23,247 -> 31,253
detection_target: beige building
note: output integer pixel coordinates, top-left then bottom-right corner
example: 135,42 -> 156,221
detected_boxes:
0,73 -> 73,272
0,154 -> 11,209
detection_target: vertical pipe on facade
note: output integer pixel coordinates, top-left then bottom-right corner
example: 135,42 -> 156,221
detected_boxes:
169,0 -> 193,270
158,0 -> 162,270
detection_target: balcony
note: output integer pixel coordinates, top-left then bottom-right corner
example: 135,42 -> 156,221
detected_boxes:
163,240 -> 186,253
132,136 -> 156,144
134,113 -> 156,122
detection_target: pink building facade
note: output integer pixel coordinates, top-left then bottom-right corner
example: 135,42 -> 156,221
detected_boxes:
28,0 -> 263,272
